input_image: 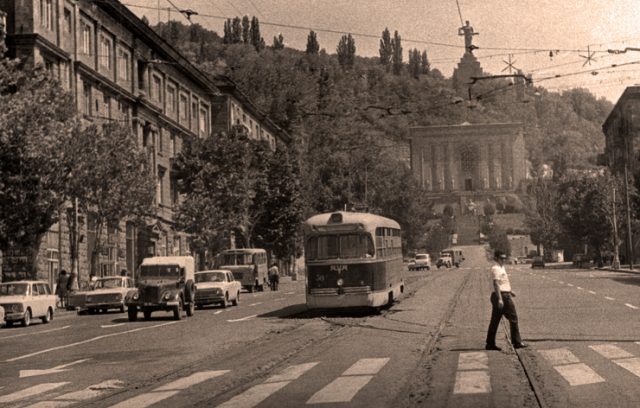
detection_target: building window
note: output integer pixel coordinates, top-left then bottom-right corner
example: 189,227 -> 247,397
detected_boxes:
199,107 -> 209,135
166,84 -> 176,115
191,101 -> 198,130
169,133 -> 175,157
117,48 -> 130,81
103,95 -> 111,118
81,21 -> 92,56
170,175 -> 178,206
157,130 -> 163,154
99,35 -> 112,70
83,82 -> 91,116
179,94 -> 188,121
63,8 -> 72,33
40,0 -> 54,30
151,75 -> 162,103
157,167 -> 166,205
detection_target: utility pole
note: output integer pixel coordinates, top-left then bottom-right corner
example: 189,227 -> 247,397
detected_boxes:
624,162 -> 633,270
612,186 -> 621,269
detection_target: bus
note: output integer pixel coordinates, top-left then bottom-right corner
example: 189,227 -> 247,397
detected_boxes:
303,211 -> 405,309
217,249 -> 268,292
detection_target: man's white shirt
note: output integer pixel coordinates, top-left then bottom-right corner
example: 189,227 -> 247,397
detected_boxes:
490,263 -> 511,292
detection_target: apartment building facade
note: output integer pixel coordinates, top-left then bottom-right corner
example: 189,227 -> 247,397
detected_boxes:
0,0 -> 290,286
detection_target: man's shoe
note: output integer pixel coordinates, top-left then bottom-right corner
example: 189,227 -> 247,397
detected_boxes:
513,342 -> 529,349
485,344 -> 502,351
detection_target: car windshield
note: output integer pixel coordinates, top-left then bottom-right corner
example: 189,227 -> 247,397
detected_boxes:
0,283 -> 29,296
94,278 -> 124,289
416,255 -> 428,260
140,264 -> 181,278
196,272 -> 226,283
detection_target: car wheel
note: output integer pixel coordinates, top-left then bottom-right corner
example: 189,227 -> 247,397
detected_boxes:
248,285 -> 254,293
426,266 -> 430,270
5,321 -> 13,328
186,301 -> 195,317
119,305 -> 125,313
127,307 -> 138,322
232,291 -> 240,306
22,309 -> 31,327
221,293 -> 229,308
196,304 -> 203,310
41,307 -> 53,324
173,300 -> 183,320
143,310 -> 152,320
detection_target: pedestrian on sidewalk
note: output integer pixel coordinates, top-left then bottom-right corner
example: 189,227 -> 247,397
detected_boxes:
485,250 -> 528,351
55,270 -> 69,308
268,263 -> 279,291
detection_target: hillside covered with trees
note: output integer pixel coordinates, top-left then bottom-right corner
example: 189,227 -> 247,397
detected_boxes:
153,18 -> 614,252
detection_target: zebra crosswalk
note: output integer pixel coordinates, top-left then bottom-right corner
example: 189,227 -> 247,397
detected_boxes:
5,343 -> 640,407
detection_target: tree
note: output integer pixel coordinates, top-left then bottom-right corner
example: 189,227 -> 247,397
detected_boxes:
174,127 -> 254,264
0,60 -> 78,279
241,15 -> 251,44
391,30 -> 403,75
379,27 -> 392,70
272,33 -> 285,50
223,20 -> 232,44
407,48 -> 421,79
250,16 -> 264,51
420,50 -> 430,74
525,179 -> 562,254
231,17 -> 242,43
306,30 -> 320,55
488,226 -> 511,256
336,34 -> 356,68
65,123 -> 156,276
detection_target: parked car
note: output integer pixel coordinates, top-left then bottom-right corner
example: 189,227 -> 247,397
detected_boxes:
126,256 -> 196,321
436,254 -> 453,269
70,276 -> 135,314
0,281 -> 56,327
408,254 -> 431,271
0,305 -> 4,328
531,256 -> 546,269
194,270 -> 241,308
441,248 -> 465,268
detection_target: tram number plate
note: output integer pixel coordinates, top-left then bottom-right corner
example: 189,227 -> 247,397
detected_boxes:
329,265 -> 348,273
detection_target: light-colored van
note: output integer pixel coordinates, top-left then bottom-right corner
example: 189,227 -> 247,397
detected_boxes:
409,253 -> 431,271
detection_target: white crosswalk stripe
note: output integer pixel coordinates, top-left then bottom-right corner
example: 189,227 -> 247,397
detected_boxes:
539,348 -> 604,386
0,383 -> 70,404
307,358 -> 389,404
453,352 -> 491,394
109,370 -> 229,408
23,380 -> 124,408
217,362 -> 318,408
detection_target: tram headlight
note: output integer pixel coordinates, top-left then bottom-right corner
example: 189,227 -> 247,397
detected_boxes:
336,278 -> 344,287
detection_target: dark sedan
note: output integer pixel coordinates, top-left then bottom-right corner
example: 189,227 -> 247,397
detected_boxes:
531,256 -> 545,269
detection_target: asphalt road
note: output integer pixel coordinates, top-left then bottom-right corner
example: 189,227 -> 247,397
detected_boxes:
1,246 -> 640,408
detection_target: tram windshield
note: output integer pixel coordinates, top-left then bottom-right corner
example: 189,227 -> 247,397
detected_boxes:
306,233 -> 375,260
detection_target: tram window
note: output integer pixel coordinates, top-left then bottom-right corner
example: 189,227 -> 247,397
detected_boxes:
317,235 -> 339,259
307,234 -> 374,260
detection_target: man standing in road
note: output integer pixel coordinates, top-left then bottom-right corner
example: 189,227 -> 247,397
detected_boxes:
485,250 -> 528,351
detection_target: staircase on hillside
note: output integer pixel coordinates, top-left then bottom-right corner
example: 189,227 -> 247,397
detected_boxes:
455,214 -> 480,245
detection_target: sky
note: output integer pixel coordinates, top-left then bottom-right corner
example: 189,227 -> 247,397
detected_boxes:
124,0 -> 640,103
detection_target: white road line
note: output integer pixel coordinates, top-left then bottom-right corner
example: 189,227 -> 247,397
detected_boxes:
227,315 -> 257,322
559,281 -> 564,284
274,298 -> 286,301
453,371 -> 491,394
539,348 -> 580,365
625,303 -> 639,310
457,352 -> 488,371
307,358 -> 389,404
285,292 -> 295,295
554,363 -> 605,386
218,363 -> 317,408
24,380 -> 124,408
605,296 -> 616,301
307,376 -> 374,404
567,283 -> 574,287
0,325 -> 71,341
342,358 -> 390,376
590,344 -> 634,359
214,310 -> 223,315
577,287 -> 584,290
0,383 -> 70,404
111,371 -> 228,408
248,302 -> 262,307
6,322 -> 180,362
614,357 -> 640,377
101,323 -> 126,328
588,291 -> 597,295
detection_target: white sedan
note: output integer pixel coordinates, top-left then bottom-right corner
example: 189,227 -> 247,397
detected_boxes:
0,281 -> 56,327
194,270 -> 241,309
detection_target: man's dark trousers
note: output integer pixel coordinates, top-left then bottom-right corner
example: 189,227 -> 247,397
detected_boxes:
486,291 -> 522,346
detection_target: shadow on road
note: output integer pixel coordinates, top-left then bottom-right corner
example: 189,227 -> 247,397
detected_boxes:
259,304 -> 389,320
